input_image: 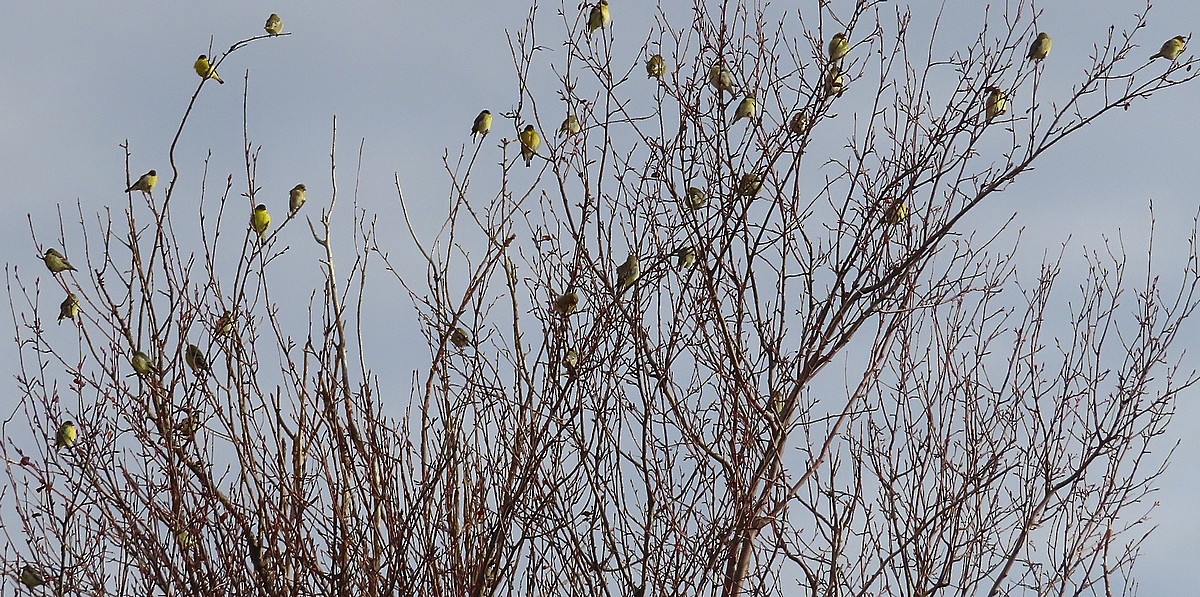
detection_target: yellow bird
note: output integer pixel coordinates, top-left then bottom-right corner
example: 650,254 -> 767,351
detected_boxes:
883,198 -> 909,225
828,33 -> 850,62
251,204 -> 271,239
709,63 -> 734,93
450,326 -> 472,349
1152,35 -> 1187,61
587,0 -> 610,35
733,96 -> 756,123
264,13 -> 284,36
132,350 -> 159,376
1027,32 -> 1052,62
19,565 -> 45,589
564,348 -> 580,373
43,248 -> 77,274
984,86 -> 1006,121
472,110 -> 493,141
825,66 -> 845,97
214,310 -> 236,337
560,114 -> 582,136
646,54 -> 666,78
194,54 -> 224,84
289,184 -> 307,214
675,246 -> 696,269
553,290 -> 580,315
185,344 -> 210,374
616,254 -> 639,292
55,420 -> 77,448
126,170 -> 157,194
737,173 -> 762,197
788,112 -> 809,135
58,293 -> 79,324
686,186 -> 707,210
519,125 -> 541,167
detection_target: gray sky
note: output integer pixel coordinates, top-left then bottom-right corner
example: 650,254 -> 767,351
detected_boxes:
2,2 -> 1197,593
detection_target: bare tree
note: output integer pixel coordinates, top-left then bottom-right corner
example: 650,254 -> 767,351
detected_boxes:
4,1 -> 1198,596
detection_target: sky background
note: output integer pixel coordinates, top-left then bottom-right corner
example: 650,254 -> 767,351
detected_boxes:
1,1 -> 1198,593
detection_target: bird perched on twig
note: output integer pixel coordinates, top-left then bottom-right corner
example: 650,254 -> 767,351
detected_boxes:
519,125 -> 541,167
43,248 -> 76,274
126,170 -> 157,195
472,110 -> 493,142
1151,35 -> 1187,61
194,55 -> 224,84
264,13 -> 284,36
1027,32 -> 1052,62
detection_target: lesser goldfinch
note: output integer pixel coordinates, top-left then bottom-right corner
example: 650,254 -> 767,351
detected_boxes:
828,33 -> 850,62
616,255 -> 639,292
194,55 -> 224,84
126,170 -> 157,194
185,344 -> 210,374
264,13 -> 283,36
564,348 -> 579,373
1027,32 -> 1052,62
709,63 -> 734,93
56,421 -> 77,448
58,293 -> 79,324
43,248 -> 76,274
519,125 -> 540,167
19,565 -> 45,589
686,186 -> 707,210
132,350 -> 159,376
883,198 -> 909,225
553,291 -> 580,315
450,326 -> 472,349
251,204 -> 271,239
737,173 -> 762,196
560,114 -> 582,136
472,110 -> 493,141
587,0 -> 610,35
985,86 -> 1006,121
288,184 -> 307,214
214,311 -> 235,336
733,96 -> 756,123
788,112 -> 808,135
826,66 -> 845,97
646,54 -> 666,78
1152,35 -> 1187,60
675,246 -> 696,269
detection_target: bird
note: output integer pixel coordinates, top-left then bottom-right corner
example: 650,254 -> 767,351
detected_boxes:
126,170 -> 157,194
828,33 -> 850,62
55,421 -> 77,448
646,54 -> 667,78
251,204 -> 271,239
1027,32 -> 1052,62
733,96 -> 756,123
132,351 -> 159,376
559,114 -> 582,136
185,344 -> 210,375
788,112 -> 809,135
883,198 -> 909,225
686,187 -> 707,210
194,55 -> 224,84
472,110 -> 493,141
675,246 -> 696,269
519,125 -> 541,167
264,13 -> 284,36
19,565 -> 45,589
58,293 -> 79,324
616,255 -> 640,292
553,291 -> 580,315
564,349 -> 580,373
213,311 -> 235,337
289,184 -> 307,214
709,63 -> 734,93
43,248 -> 77,274
450,326 -> 472,349
737,173 -> 762,197
1152,35 -> 1187,61
587,0 -> 610,35
825,66 -> 845,97
984,86 -> 1006,121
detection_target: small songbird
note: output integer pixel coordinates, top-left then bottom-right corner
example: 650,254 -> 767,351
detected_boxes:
587,0 -> 610,35
616,254 -> 640,292
194,54 -> 224,84
646,54 -> 667,78
559,114 -> 582,136
19,565 -> 45,589
126,170 -> 158,194
564,349 -> 580,373
185,344 -> 210,374
131,350 -> 159,376
289,184 -> 307,214
58,293 -> 79,324
828,33 -> 850,62
984,86 -> 1007,121
472,110 -> 493,141
251,204 -> 271,239
450,326 -> 472,349
1152,35 -> 1187,61
883,198 -> 909,225
709,63 -> 735,93
788,112 -> 809,135
264,13 -> 284,36
737,173 -> 762,197
43,248 -> 77,274
519,125 -> 541,167
55,421 -> 77,448
733,96 -> 756,123
675,246 -> 696,269
825,66 -> 845,97
553,290 -> 580,315
1027,32 -> 1052,62
686,186 -> 707,210
214,310 -> 236,337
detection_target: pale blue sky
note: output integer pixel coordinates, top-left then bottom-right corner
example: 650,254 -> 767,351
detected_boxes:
1,2 -> 1197,593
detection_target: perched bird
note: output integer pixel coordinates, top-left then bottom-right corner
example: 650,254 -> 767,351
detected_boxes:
19,565 -> 45,589
559,114 -> 582,136
194,55 -> 224,84
709,63 -> 735,93
450,326 -> 472,349
883,198 -> 909,225
825,66 -> 845,97
564,348 -> 580,374
185,344 -> 210,375
1152,35 -> 1187,61
251,204 -> 271,239
519,125 -> 541,167
984,86 -> 1006,121
788,112 -> 809,135
132,350 -> 159,376
58,293 -> 79,324
264,13 -> 284,36
1027,32 -> 1052,62
553,290 -> 580,315
828,33 -> 850,62
733,96 -> 756,123
675,246 -> 696,269
616,254 -> 640,292
471,110 -> 493,141
587,0 -> 610,35
646,54 -> 667,78
56,421 -> 77,448
686,187 -> 707,210
126,170 -> 158,194
43,248 -> 77,274
289,184 -> 307,214
213,311 -> 236,337
737,173 -> 762,197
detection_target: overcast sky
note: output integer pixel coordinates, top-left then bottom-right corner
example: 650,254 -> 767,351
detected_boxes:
2,1 -> 1197,593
